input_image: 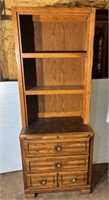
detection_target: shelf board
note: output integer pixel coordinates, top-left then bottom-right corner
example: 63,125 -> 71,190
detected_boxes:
21,116 -> 92,135
22,52 -> 87,58
25,85 -> 85,95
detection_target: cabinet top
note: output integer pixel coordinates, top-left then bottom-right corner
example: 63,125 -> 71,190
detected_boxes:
11,6 -> 96,15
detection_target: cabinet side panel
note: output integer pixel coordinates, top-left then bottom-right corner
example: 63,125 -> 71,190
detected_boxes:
83,10 -> 96,124
20,138 -> 27,190
11,10 -> 26,127
23,59 -> 37,90
26,96 -> 38,125
88,136 -> 94,188
19,15 -> 35,53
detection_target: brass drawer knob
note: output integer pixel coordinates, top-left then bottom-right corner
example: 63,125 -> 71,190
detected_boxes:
54,144 -> 62,152
40,179 -> 47,185
55,162 -> 62,168
71,177 -> 77,183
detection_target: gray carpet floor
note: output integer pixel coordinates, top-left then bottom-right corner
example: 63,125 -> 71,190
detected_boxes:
0,163 -> 108,200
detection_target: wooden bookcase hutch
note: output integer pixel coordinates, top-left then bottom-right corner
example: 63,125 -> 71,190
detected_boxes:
12,7 -> 96,198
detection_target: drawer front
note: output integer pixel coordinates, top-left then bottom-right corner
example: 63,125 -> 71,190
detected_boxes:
26,155 -> 88,173
59,171 -> 87,187
24,138 -> 89,157
27,172 -> 57,189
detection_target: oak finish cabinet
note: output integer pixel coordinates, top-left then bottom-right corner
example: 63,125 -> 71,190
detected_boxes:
12,7 -> 95,198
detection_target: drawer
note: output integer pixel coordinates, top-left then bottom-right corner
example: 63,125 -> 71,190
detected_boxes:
59,171 -> 87,187
27,172 -> 57,189
26,155 -> 88,173
24,137 -> 89,157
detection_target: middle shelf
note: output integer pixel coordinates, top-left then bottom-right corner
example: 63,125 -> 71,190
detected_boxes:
25,85 -> 86,95
22,52 -> 87,58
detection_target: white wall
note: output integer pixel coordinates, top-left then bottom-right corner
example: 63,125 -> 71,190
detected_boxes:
90,79 -> 109,163
0,82 -> 22,173
0,79 -> 109,173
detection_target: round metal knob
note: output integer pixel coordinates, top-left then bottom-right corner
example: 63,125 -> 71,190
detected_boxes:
54,144 -> 62,152
71,177 -> 77,183
55,162 -> 62,168
40,179 -> 47,185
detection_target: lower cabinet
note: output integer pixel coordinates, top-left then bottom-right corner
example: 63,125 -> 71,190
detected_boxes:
20,132 -> 94,197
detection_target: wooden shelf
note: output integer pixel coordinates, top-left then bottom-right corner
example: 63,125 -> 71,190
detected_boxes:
25,85 -> 86,95
22,52 -> 87,58
22,116 -> 92,135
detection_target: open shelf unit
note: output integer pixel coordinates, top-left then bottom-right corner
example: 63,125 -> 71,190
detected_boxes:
12,7 -> 95,198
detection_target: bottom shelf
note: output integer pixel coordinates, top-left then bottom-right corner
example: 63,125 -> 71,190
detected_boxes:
22,116 -> 92,135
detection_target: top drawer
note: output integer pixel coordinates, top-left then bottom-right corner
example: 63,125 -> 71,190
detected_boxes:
24,136 -> 89,157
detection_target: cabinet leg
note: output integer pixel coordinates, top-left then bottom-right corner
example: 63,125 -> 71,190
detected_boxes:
81,188 -> 91,194
25,193 -> 36,198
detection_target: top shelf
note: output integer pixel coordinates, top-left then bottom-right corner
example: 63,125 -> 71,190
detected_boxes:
22,52 -> 87,58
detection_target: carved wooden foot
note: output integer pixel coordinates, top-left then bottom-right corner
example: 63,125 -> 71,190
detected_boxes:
25,193 -> 36,199
81,188 -> 91,194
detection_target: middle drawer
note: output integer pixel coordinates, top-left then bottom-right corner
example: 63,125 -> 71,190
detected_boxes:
26,155 -> 88,173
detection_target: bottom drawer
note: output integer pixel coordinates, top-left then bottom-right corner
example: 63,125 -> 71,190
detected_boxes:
27,172 -> 57,189
26,171 -> 87,190
59,171 -> 87,187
